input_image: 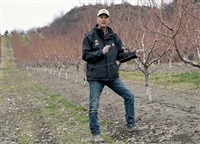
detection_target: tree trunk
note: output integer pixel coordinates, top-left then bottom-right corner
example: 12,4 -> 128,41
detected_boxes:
197,47 -> 200,60
169,59 -> 172,69
144,67 -> 152,101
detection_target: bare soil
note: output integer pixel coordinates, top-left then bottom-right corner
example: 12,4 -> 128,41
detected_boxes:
27,68 -> 200,144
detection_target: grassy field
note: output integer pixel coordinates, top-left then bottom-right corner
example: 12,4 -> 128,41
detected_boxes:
120,71 -> 200,92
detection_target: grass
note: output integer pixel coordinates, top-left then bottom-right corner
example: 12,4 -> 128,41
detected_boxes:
151,71 -> 200,90
120,71 -> 200,92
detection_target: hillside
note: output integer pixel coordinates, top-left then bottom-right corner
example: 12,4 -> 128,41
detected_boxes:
39,3 -> 151,36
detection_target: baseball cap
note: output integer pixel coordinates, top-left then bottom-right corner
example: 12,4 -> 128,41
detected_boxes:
97,9 -> 109,17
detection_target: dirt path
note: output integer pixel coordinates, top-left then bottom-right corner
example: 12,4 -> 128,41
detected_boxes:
1,41 -> 200,144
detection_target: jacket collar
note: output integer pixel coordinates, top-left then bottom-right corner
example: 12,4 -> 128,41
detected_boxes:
94,24 -> 115,38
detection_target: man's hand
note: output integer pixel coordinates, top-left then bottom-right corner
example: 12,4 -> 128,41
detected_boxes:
103,45 -> 111,54
135,49 -> 143,57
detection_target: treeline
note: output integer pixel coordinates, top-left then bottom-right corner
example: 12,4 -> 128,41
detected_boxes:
11,1 -> 200,70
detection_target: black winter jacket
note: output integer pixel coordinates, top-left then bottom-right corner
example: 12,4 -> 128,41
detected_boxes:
82,25 -> 137,81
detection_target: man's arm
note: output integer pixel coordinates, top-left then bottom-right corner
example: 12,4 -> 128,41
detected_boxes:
118,50 -> 138,63
82,36 -> 104,64
116,37 -> 138,63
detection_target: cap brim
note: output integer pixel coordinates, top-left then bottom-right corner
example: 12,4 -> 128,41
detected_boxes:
97,13 -> 109,17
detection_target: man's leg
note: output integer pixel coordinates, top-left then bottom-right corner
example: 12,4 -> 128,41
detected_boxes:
88,81 -> 105,135
107,78 -> 135,128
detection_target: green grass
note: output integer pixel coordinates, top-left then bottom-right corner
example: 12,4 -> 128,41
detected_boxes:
120,71 -> 200,91
36,89 -> 89,126
120,71 -> 144,82
151,71 -> 200,90
18,135 -> 35,144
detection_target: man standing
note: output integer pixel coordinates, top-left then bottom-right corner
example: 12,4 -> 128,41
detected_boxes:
82,9 -> 145,143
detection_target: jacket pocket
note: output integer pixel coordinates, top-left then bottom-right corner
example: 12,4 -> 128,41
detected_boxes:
86,64 -> 93,77
91,66 -> 107,79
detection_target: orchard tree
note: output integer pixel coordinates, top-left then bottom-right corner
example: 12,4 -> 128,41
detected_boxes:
111,2 -> 169,101
146,0 -> 200,68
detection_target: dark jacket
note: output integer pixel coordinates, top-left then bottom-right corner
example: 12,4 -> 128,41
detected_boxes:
82,25 -> 137,81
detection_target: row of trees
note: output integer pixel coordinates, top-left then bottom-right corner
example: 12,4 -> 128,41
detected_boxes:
11,0 -> 200,100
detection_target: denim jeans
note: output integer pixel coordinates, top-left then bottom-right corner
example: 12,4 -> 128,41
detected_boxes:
88,78 -> 135,136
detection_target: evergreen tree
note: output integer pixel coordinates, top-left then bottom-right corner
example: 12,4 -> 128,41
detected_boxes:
4,30 -> 9,37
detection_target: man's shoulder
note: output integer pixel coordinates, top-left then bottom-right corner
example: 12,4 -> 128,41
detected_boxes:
84,30 -> 95,40
113,33 -> 121,42
84,29 -> 95,36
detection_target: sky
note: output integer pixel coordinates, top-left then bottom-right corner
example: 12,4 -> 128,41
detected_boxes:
0,0 -> 173,35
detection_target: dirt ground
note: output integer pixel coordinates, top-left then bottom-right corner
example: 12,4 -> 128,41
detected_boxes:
27,68 -> 200,144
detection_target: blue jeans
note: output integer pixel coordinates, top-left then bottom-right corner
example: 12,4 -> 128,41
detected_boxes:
88,78 -> 135,136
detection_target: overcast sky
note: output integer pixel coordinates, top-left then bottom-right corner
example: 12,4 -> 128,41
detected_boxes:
0,0 -> 173,35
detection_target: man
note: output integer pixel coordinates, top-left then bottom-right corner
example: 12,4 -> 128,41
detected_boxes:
82,8 -> 145,143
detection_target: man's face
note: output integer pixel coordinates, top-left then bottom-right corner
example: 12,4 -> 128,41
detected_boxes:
97,14 -> 110,28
